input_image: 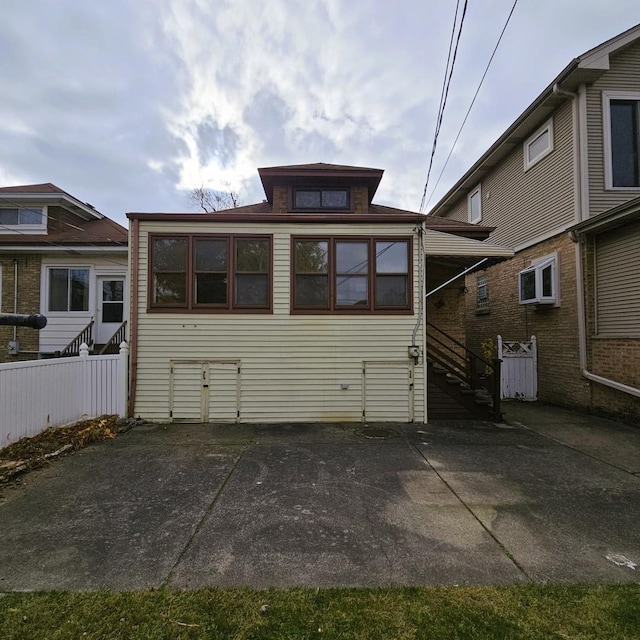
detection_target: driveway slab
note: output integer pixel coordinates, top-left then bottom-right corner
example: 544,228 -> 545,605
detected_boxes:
0,407 -> 639,591
169,441 -> 523,588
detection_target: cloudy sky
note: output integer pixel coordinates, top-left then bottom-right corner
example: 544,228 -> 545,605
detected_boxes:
1,0 -> 638,227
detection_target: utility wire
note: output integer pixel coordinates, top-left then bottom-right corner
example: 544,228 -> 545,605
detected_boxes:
419,0 -> 469,213
424,0 -> 520,212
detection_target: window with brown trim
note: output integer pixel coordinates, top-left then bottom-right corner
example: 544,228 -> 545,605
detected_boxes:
292,187 -> 350,211
292,236 -> 411,313
150,234 -> 272,312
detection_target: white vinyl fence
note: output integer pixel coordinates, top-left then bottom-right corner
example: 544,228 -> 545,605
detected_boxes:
0,342 -> 128,448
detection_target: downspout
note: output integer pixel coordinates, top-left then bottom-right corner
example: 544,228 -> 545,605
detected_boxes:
563,82 -> 640,399
410,222 -> 426,421
13,259 -> 18,344
127,217 -> 140,418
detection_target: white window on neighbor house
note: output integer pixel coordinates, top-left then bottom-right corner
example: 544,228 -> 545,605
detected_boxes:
519,253 -> 558,305
48,267 -> 90,312
476,274 -> 489,312
468,185 -> 482,224
524,118 -> 554,170
603,91 -> 640,189
0,206 -> 47,234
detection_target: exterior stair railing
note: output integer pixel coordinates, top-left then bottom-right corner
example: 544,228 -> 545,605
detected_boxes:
98,321 -> 128,355
426,321 -> 502,421
56,320 -> 94,357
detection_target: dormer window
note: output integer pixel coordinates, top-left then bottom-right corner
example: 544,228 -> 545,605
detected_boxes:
0,206 -> 47,233
293,188 -> 350,211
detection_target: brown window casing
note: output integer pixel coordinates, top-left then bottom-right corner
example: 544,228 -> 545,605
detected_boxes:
290,235 -> 413,314
290,186 -> 352,212
149,233 -> 273,313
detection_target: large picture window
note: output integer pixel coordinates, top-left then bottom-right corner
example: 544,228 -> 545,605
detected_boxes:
48,268 -> 90,312
150,234 -> 272,312
292,237 -> 411,313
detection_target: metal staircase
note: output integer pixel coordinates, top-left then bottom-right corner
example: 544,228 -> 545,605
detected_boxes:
426,321 -> 502,421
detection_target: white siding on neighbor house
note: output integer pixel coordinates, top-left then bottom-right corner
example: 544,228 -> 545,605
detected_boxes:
435,100 -> 575,249
587,40 -> 640,217
595,221 -> 640,337
38,254 -> 127,353
134,222 -> 425,423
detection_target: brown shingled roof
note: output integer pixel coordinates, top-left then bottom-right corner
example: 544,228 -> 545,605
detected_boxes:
1,216 -> 127,246
0,183 -> 67,194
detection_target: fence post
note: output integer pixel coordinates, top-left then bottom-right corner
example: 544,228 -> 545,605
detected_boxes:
497,335 -> 503,400
118,342 -> 129,418
79,342 -> 90,417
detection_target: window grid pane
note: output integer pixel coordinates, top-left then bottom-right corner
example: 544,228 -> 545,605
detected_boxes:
194,238 -> 228,305
235,238 -> 269,307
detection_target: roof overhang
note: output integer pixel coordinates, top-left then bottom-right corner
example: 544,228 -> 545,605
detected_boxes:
0,192 -> 103,220
425,228 -> 513,257
569,195 -> 640,236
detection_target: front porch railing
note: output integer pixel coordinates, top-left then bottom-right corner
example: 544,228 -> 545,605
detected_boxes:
57,320 -> 94,357
99,321 -> 128,355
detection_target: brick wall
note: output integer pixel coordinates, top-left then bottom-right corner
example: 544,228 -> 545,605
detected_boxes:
426,261 -> 467,365
583,235 -> 640,422
0,254 -> 42,363
464,232 -> 591,408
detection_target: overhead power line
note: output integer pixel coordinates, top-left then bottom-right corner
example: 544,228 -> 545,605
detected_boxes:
419,0 -> 469,214
423,0 -> 520,212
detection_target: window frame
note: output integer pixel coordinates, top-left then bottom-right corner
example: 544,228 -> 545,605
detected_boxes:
290,235 -> 413,314
47,266 -> 91,313
476,274 -> 489,313
603,91 -> 640,190
467,185 -> 482,224
518,253 -> 558,306
524,118 -> 554,171
148,233 -> 273,313
0,205 -> 47,234
291,187 -> 352,212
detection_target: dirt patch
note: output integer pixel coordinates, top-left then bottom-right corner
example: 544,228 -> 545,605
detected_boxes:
0,415 -> 131,484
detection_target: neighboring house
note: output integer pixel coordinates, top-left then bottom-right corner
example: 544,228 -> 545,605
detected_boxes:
127,162 -> 512,424
0,184 -> 128,362
429,24 -> 640,422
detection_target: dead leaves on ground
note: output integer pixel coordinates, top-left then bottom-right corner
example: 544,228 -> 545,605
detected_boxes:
0,415 -> 121,484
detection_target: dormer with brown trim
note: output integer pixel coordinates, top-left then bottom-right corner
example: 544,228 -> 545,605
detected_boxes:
258,162 -> 384,214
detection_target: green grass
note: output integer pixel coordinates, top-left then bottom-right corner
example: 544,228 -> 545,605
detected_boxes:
1,585 -> 639,639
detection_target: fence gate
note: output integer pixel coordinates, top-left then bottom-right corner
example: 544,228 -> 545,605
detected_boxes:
497,335 -> 537,400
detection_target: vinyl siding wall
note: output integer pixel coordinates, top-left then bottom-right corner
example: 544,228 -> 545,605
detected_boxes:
439,100 -> 575,249
587,40 -> 640,217
133,221 -> 424,423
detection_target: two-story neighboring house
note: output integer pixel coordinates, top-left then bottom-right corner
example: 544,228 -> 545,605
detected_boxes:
127,163 -> 512,424
0,184 -> 128,362
429,24 -> 640,422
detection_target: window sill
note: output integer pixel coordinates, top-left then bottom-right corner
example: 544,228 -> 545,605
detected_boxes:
475,308 -> 490,316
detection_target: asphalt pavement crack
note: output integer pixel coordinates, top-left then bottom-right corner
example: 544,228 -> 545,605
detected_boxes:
161,444 -> 249,588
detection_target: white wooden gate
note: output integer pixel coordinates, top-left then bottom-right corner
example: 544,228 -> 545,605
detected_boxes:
497,335 -> 537,400
362,360 -> 413,422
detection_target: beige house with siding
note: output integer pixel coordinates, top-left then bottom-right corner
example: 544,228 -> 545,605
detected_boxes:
429,24 -> 640,422
127,163 -> 512,424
